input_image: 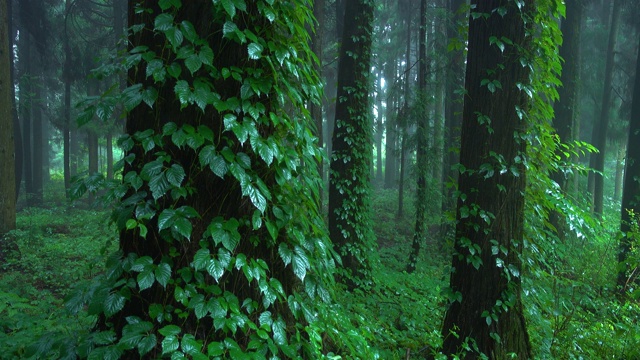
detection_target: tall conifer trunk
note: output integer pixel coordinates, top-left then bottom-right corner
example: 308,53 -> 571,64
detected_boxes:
441,0 -> 532,357
328,0 -> 374,289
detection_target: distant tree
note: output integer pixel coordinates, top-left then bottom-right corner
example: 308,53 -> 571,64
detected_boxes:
328,0 -> 375,289
441,0 -> 533,357
406,0 -> 427,274
80,1 -> 343,357
592,0 -> 621,216
618,31 -> 640,293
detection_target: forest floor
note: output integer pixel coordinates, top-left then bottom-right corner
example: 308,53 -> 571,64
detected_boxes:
2,183 -> 640,359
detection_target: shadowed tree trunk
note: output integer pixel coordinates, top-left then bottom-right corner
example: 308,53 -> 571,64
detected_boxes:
1,0 -> 16,235
328,0 -> 375,289
32,73 -> 43,205
441,0 -> 532,357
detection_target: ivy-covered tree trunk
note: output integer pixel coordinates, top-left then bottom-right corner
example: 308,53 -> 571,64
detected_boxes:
440,0 -> 532,357
549,0 -> 583,238
328,0 -> 375,289
88,1 -> 339,358
618,31 -> 640,293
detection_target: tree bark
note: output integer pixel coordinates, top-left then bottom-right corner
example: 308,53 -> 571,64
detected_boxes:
32,72 -> 43,205
328,0 -> 374,289
441,0 -> 532,357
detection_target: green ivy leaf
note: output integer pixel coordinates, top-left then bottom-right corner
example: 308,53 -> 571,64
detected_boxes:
155,262 -> 171,288
278,243 -> 293,266
247,42 -> 263,60
161,335 -> 179,354
247,185 -> 267,213
180,21 -> 197,42
159,325 -> 181,337
174,80 -> 191,107
292,246 -> 309,281
104,292 -> 126,317
166,164 -> 185,187
172,216 -> 193,240
272,318 -> 286,346
207,259 -> 225,282
137,269 -> 155,291
192,249 -> 210,271
158,209 -> 176,232
207,342 -> 224,357
185,54 -> 203,75
221,0 -> 236,18
154,13 -> 174,31
138,334 -> 157,356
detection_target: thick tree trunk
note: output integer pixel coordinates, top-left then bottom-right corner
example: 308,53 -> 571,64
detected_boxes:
96,2 -> 327,357
441,0 -> 532,357
618,32 -> 640,293
328,0 -> 374,289
593,0 -> 621,216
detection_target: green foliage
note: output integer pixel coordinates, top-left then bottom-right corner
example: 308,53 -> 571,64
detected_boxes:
0,206 -> 116,360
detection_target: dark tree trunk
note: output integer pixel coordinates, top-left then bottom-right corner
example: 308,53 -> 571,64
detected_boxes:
549,0 -> 583,238
1,0 -> 16,236
593,0 -> 621,216
88,131 -> 98,174
406,0 -> 427,273
618,32 -> 640,293
328,0 -> 374,289
441,0 -> 532,357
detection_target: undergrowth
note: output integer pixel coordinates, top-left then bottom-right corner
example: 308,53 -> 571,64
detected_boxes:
3,186 -> 640,358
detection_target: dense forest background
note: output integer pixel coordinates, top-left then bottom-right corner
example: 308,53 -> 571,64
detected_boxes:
1,0 -> 640,358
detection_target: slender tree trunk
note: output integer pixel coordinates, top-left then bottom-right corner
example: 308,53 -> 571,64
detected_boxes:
20,35 -> 33,204
63,0 -> 72,195
613,144 -> 625,202
593,0 -> 621,217
407,0 -> 427,274
32,74 -> 43,205
441,0 -> 532,357
88,131 -> 98,174
397,4 -> 412,218
328,0 -> 375,289
618,32 -> 640,292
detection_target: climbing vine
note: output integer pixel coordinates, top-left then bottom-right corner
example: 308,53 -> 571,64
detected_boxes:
60,1 -> 374,358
